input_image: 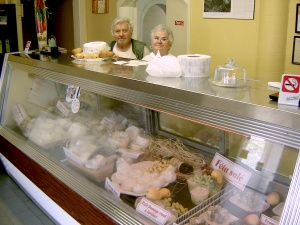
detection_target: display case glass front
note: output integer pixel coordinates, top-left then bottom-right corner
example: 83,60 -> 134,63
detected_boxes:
0,52 -> 299,225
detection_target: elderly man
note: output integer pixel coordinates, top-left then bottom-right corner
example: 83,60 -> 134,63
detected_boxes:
110,17 -> 149,60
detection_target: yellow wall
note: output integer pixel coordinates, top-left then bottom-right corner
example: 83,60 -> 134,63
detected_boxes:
189,0 -> 259,78
83,0 -> 300,81
85,0 -> 117,43
284,0 -> 300,75
189,0 -> 294,81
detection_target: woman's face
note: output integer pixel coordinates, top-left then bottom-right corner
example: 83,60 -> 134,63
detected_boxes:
151,30 -> 170,56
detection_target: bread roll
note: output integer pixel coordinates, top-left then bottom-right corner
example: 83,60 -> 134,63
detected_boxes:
91,53 -> 99,59
82,53 -> 89,59
72,48 -> 82,55
99,50 -> 115,58
75,53 -> 83,59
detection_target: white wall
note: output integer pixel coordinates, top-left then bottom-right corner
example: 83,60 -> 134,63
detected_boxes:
142,5 -> 166,49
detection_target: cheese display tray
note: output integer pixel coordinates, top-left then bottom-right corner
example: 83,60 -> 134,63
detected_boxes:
229,194 -> 270,212
199,211 -> 239,225
111,161 -> 154,197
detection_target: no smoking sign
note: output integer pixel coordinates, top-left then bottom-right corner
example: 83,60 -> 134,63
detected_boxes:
282,75 -> 300,93
279,74 -> 300,106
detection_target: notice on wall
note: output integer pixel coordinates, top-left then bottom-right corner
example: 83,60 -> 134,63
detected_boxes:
203,0 -> 255,20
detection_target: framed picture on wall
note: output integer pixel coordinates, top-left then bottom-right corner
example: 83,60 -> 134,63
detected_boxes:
292,36 -> 300,64
92,0 -> 109,14
296,4 -> 300,33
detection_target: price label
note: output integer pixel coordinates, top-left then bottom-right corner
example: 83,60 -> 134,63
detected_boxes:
71,99 -> 80,113
104,178 -> 120,198
211,153 -> 251,190
12,103 -> 27,125
260,214 -> 279,225
136,198 -> 170,225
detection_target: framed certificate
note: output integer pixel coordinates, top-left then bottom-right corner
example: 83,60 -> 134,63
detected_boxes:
296,4 -> 300,33
92,0 -> 109,14
292,36 -> 300,64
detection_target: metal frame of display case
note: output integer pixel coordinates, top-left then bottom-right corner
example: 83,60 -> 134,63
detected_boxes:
0,52 -> 299,224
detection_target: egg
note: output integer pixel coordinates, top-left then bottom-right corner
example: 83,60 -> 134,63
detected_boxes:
91,53 -> 99,59
266,191 -> 280,206
72,47 -> 82,55
211,169 -> 223,184
159,188 -> 171,198
146,188 -> 162,200
243,214 -> 260,225
75,53 -> 83,59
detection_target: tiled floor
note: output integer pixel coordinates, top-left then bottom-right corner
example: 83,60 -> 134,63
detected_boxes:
0,162 -> 57,225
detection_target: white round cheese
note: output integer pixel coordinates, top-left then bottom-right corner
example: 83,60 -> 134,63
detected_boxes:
82,41 -> 109,54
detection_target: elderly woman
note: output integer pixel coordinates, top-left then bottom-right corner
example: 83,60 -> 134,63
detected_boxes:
110,17 -> 150,60
143,24 -> 182,77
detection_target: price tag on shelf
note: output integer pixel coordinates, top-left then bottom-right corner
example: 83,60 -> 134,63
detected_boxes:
211,153 -> 251,190
260,214 -> 279,225
66,85 -> 81,103
12,103 -> 28,125
104,178 -> 120,198
136,197 -> 170,225
71,98 -> 80,113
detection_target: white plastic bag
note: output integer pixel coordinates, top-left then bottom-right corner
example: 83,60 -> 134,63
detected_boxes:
145,51 -> 182,77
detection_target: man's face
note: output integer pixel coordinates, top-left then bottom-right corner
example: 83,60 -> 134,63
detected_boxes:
113,22 -> 132,47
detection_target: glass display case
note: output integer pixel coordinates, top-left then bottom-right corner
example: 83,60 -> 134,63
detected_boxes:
0,51 -> 299,225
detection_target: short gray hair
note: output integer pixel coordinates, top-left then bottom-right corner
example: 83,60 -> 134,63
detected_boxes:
111,17 -> 133,35
150,24 -> 174,46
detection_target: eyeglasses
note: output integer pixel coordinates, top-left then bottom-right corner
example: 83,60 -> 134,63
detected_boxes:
153,36 -> 168,42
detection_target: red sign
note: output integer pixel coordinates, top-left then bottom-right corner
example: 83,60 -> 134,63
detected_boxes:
175,21 -> 184,26
281,75 -> 300,93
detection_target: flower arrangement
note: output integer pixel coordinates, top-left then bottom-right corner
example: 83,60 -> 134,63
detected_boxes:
34,0 -> 48,49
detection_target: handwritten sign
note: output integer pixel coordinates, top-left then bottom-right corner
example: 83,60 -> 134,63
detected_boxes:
260,214 -> 279,225
211,153 -> 251,190
104,178 -> 120,198
136,198 -> 170,225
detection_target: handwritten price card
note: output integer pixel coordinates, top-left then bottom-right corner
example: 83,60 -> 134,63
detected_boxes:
136,197 -> 170,225
104,178 -> 120,198
211,153 -> 251,190
260,214 -> 279,225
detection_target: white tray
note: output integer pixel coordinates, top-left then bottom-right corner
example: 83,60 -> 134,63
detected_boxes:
199,211 -> 238,225
229,194 -> 270,212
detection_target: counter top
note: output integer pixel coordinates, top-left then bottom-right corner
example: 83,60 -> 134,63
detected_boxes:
5,51 -> 300,148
